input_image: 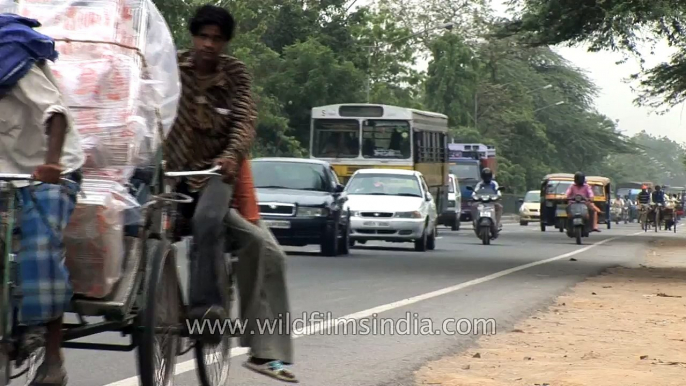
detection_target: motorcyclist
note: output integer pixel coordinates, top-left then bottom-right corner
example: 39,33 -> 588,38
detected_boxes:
565,172 -> 600,232
624,194 -> 636,221
612,194 -> 625,220
472,167 -> 503,230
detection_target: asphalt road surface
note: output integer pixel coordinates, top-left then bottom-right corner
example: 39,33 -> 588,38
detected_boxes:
25,220 -> 684,386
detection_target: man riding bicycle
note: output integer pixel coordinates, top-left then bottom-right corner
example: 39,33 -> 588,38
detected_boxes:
0,14 -> 84,385
565,172 -> 600,232
162,4 -> 297,382
651,185 -> 667,226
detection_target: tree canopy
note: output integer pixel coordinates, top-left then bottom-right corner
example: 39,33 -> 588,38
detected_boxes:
151,0 -> 684,194
498,0 -> 686,112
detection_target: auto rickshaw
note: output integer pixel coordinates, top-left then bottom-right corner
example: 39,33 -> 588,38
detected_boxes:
539,173 -> 576,232
586,176 -> 612,229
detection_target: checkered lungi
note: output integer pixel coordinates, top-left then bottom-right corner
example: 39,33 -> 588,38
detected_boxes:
16,181 -> 79,325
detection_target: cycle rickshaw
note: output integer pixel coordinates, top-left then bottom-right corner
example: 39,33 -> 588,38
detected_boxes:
0,160 -> 235,386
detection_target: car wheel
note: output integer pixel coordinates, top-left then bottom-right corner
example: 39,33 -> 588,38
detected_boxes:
520,220 -> 528,226
427,224 -> 437,251
414,223 -> 428,252
451,217 -> 460,231
321,221 -> 339,256
338,220 -> 350,255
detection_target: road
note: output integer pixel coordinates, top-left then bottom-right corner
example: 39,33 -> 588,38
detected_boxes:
27,221 -> 682,386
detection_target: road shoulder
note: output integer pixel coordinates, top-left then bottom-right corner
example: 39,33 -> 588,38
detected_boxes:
415,236 -> 686,386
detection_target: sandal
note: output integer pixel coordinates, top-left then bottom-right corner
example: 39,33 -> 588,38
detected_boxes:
243,360 -> 299,383
29,361 -> 67,386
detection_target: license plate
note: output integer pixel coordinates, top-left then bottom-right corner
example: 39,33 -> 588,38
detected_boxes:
479,210 -> 493,217
573,218 -> 582,225
363,221 -> 390,227
264,220 -> 291,229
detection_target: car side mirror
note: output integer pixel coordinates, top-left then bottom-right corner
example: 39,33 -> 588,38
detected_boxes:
334,184 -> 344,193
517,198 -> 524,204
425,193 -> 432,201
498,186 -> 506,192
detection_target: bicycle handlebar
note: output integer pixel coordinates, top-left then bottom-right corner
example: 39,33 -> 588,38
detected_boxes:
164,165 -> 222,178
0,168 -> 78,183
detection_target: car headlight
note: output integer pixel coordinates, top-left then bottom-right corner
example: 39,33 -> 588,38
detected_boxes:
297,206 -> 328,217
395,211 -> 423,218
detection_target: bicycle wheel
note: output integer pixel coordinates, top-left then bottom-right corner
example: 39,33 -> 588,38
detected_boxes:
655,210 -> 659,232
137,240 -> 180,386
195,249 -> 233,386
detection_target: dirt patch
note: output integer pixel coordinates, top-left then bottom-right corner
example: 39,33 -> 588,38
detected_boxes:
416,237 -> 686,386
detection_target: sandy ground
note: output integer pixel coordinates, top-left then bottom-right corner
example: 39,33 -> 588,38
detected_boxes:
415,237 -> 686,386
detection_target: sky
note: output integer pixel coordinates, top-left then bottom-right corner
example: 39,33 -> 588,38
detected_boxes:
355,0 -> 686,145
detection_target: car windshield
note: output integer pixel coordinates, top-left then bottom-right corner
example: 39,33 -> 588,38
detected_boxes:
547,181 -> 572,195
252,161 -> 328,191
524,191 -> 540,202
346,174 -> 422,197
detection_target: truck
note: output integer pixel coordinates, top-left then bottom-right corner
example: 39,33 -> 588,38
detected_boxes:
448,143 -> 497,221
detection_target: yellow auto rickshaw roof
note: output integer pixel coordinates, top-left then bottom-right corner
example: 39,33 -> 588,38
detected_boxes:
586,176 -> 611,185
543,173 -> 575,181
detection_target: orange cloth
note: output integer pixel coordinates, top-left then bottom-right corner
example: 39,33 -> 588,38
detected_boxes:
232,159 -> 260,223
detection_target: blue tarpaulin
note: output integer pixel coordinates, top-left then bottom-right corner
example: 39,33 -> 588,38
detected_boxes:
0,13 -> 58,93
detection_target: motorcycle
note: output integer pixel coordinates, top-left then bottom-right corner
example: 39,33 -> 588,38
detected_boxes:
566,194 -> 591,245
467,185 -> 504,245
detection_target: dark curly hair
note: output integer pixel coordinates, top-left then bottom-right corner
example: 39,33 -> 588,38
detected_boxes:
189,4 -> 235,41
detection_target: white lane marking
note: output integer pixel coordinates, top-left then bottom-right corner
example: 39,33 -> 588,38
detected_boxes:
104,231 -> 643,386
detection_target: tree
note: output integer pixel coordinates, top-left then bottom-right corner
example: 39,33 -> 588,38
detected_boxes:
498,0 -> 686,111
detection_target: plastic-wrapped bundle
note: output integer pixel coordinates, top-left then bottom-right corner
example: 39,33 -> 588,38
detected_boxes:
5,0 -> 180,184
63,180 -> 140,298
1,0 -> 180,298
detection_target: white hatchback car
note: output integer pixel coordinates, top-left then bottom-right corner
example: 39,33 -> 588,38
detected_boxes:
344,169 -> 438,252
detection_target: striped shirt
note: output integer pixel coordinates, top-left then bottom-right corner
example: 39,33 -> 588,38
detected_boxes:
163,50 -> 258,191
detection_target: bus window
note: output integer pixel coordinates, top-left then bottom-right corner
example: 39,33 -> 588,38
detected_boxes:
361,120 -> 411,159
312,119 -> 360,158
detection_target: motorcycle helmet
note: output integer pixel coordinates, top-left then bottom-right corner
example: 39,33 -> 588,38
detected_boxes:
481,167 -> 493,183
574,172 -> 585,186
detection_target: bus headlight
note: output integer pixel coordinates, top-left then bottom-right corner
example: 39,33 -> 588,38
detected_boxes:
297,207 -> 328,217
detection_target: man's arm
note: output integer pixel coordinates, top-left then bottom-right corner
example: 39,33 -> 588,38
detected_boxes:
14,63 -> 73,181
216,59 -> 258,176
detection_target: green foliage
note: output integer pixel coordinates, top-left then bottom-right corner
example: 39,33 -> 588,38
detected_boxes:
150,0 -> 684,195
498,0 -> 686,111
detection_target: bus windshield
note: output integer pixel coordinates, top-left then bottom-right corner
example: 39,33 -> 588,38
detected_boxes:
361,120 -> 411,159
312,119 -> 360,158
449,163 -> 480,181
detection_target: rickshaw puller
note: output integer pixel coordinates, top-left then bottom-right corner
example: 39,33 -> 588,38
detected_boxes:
0,13 -> 85,386
162,4 -> 297,382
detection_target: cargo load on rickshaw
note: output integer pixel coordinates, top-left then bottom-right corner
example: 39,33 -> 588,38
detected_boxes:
0,0 -> 180,299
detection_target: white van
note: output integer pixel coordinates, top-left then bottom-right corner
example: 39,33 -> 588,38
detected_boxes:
438,174 -> 461,230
